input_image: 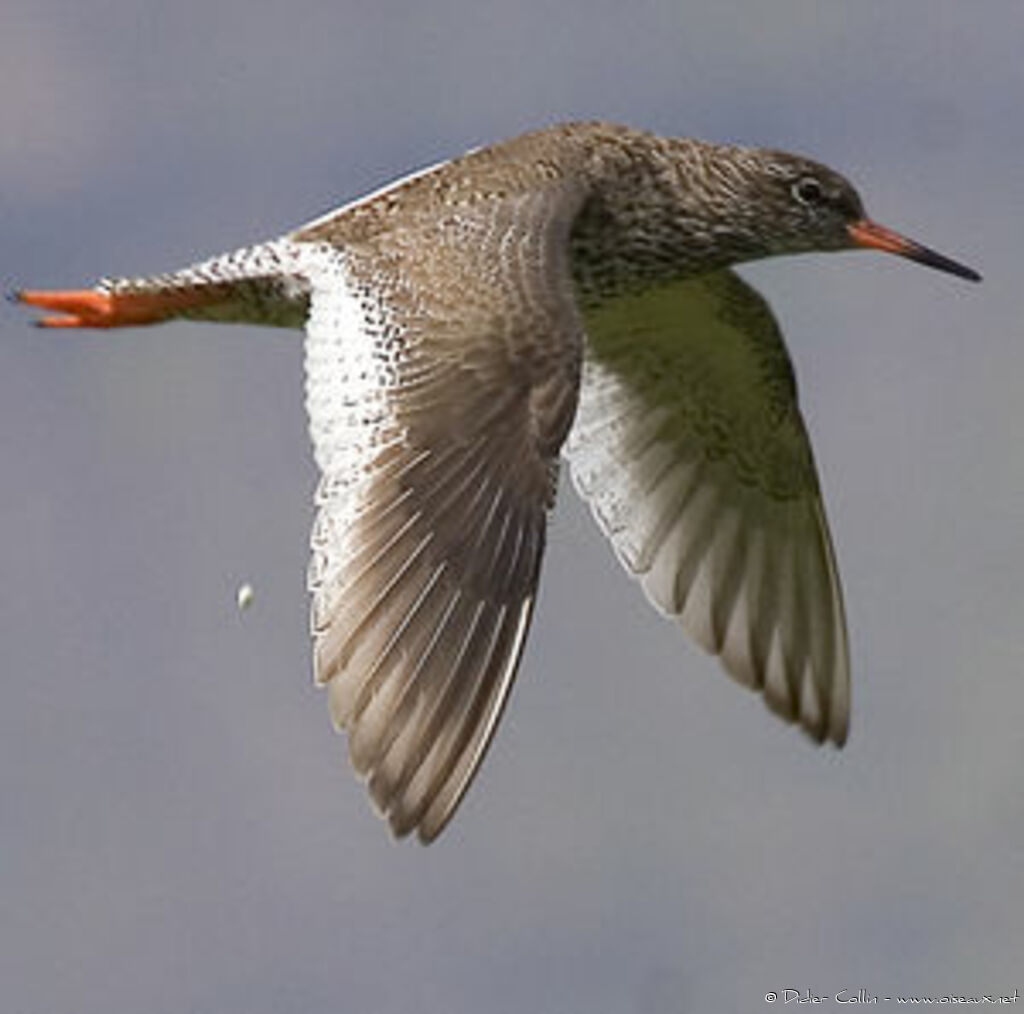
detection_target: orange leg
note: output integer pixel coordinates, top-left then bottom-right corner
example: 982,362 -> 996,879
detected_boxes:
10,288 -> 205,329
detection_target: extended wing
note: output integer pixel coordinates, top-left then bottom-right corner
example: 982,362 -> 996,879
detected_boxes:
567,269 -> 849,744
299,182 -> 585,841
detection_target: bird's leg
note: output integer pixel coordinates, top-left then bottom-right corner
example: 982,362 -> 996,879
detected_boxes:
11,238 -> 315,331
10,287 -> 203,329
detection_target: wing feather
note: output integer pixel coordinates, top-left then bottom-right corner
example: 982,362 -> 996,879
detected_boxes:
567,269 -> 849,745
297,179 -> 582,842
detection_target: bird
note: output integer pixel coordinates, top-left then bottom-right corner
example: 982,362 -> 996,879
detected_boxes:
13,121 -> 980,843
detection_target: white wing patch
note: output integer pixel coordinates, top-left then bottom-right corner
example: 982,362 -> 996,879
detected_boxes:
303,248 -> 398,476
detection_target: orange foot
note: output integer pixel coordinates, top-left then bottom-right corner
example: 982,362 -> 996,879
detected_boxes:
10,288 -> 192,329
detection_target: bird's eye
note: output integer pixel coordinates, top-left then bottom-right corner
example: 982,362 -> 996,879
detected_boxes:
792,177 -> 824,206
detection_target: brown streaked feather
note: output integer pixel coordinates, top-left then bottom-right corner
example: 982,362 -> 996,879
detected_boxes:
299,177 -> 586,841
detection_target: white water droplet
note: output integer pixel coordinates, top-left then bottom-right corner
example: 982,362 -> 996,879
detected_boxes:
237,583 -> 254,611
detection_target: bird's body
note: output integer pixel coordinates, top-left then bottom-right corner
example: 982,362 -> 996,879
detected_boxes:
15,122 -> 979,842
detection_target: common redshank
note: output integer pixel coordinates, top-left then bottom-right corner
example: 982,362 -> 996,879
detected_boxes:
13,121 -> 979,842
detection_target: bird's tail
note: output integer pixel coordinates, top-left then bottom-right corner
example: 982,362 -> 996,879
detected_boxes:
11,239 -> 312,330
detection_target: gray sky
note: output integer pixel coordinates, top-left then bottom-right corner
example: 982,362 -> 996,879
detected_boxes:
2,2 -> 1022,1012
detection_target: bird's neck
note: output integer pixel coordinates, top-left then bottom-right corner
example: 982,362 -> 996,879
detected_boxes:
569,137 -> 768,306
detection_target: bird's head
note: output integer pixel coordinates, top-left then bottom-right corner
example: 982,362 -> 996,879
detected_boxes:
727,147 -> 980,281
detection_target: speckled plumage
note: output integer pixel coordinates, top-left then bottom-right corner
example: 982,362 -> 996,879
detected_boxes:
15,121 -> 979,842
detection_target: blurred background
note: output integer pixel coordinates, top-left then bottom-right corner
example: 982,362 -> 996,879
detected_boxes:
2,2 -> 1022,1011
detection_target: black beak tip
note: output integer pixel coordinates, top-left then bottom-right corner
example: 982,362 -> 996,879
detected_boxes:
899,239 -> 981,283
921,252 -> 982,283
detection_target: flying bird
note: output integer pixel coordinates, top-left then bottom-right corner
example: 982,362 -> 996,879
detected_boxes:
13,122 -> 980,842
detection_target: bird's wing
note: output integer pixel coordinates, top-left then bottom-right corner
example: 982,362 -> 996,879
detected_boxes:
566,268 -> 849,744
297,186 -> 584,842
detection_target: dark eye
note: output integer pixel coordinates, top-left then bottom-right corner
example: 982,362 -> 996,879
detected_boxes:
792,177 -> 824,206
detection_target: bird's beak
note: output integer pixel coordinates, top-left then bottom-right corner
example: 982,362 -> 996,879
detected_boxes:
847,219 -> 981,282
